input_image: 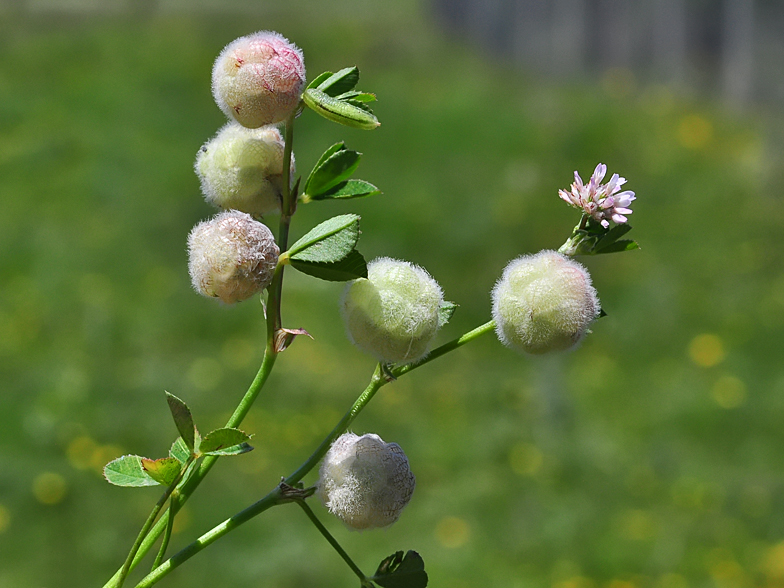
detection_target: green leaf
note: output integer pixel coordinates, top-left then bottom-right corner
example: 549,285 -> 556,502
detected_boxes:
103,455 -> 159,487
304,148 -> 361,198
345,99 -> 375,114
306,71 -> 334,90
595,239 -> 640,254
199,428 -> 253,456
141,457 -> 182,486
334,91 -> 376,102
290,249 -> 368,282
316,66 -> 360,97
169,437 -> 191,465
303,88 -> 380,130
307,179 -> 381,202
372,550 -> 428,588
306,142 -> 346,187
288,214 -> 360,263
165,392 -> 197,451
437,301 -> 458,327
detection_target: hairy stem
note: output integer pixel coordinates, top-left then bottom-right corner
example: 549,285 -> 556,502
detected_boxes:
130,321 -> 496,586
103,114 -> 298,588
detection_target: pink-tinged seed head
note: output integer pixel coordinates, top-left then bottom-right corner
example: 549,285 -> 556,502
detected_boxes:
212,31 -> 306,128
187,210 -> 279,304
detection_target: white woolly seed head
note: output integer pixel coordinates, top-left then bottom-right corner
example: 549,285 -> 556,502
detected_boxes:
318,432 -> 416,531
491,250 -> 600,354
212,31 -> 306,129
195,122 -> 295,217
341,257 -> 444,364
187,210 -> 279,304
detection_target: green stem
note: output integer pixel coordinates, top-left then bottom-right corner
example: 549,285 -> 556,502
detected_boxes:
130,321 -> 497,587
133,489 -> 285,588
103,114 -> 298,588
296,501 -> 371,586
391,319 -> 495,378
151,494 -> 178,571
113,456 -> 194,588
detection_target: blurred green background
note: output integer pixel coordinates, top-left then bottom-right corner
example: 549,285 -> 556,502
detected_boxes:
2,1 -> 784,587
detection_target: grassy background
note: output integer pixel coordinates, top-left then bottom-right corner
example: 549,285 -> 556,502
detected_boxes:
2,2 -> 784,587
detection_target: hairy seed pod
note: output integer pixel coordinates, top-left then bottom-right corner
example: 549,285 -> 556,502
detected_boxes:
195,122 -> 294,216
341,258 -> 443,364
319,433 -> 416,531
492,250 -> 600,354
187,210 -> 279,304
212,31 -> 305,128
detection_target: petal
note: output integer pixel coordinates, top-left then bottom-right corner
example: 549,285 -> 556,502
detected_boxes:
592,163 -> 607,184
611,213 -> 628,224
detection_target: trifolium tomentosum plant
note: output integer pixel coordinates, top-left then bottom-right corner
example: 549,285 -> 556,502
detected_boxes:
100,29 -> 640,588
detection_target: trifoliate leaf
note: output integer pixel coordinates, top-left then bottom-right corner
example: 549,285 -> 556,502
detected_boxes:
372,550 -> 428,588
290,249 -> 368,282
165,392 -> 197,452
315,66 -> 360,97
304,148 -> 361,198
169,437 -> 191,465
199,428 -> 253,456
103,455 -> 160,487
288,214 -> 360,264
305,179 -> 381,202
141,457 -> 182,486
303,88 -> 380,130
437,301 -> 458,327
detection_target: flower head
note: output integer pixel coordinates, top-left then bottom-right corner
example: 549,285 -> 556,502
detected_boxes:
212,31 -> 306,128
187,210 -> 279,304
341,258 -> 444,364
492,250 -> 600,354
318,432 -> 416,531
195,122 -> 294,216
558,163 -> 636,228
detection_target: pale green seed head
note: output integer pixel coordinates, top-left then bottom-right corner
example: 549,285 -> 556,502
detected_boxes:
212,31 -> 305,129
187,210 -> 279,304
318,432 -> 416,531
492,250 -> 600,354
195,122 -> 294,216
341,258 -> 443,364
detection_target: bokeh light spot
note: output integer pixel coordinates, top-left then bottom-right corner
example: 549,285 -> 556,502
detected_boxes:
688,334 -> 725,367
509,442 -> 543,476
678,115 -> 713,149
0,504 -> 10,534
656,573 -> 688,588
67,435 -> 97,470
187,357 -> 223,391
711,375 -> 747,409
32,472 -> 68,505
221,337 -> 257,370
435,516 -> 470,548
618,509 -> 656,540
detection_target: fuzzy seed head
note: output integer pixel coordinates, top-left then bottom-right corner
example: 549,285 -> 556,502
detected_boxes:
212,31 -> 305,128
341,258 -> 444,364
187,210 -> 279,304
492,250 -> 600,354
195,122 -> 294,216
319,433 -> 416,531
